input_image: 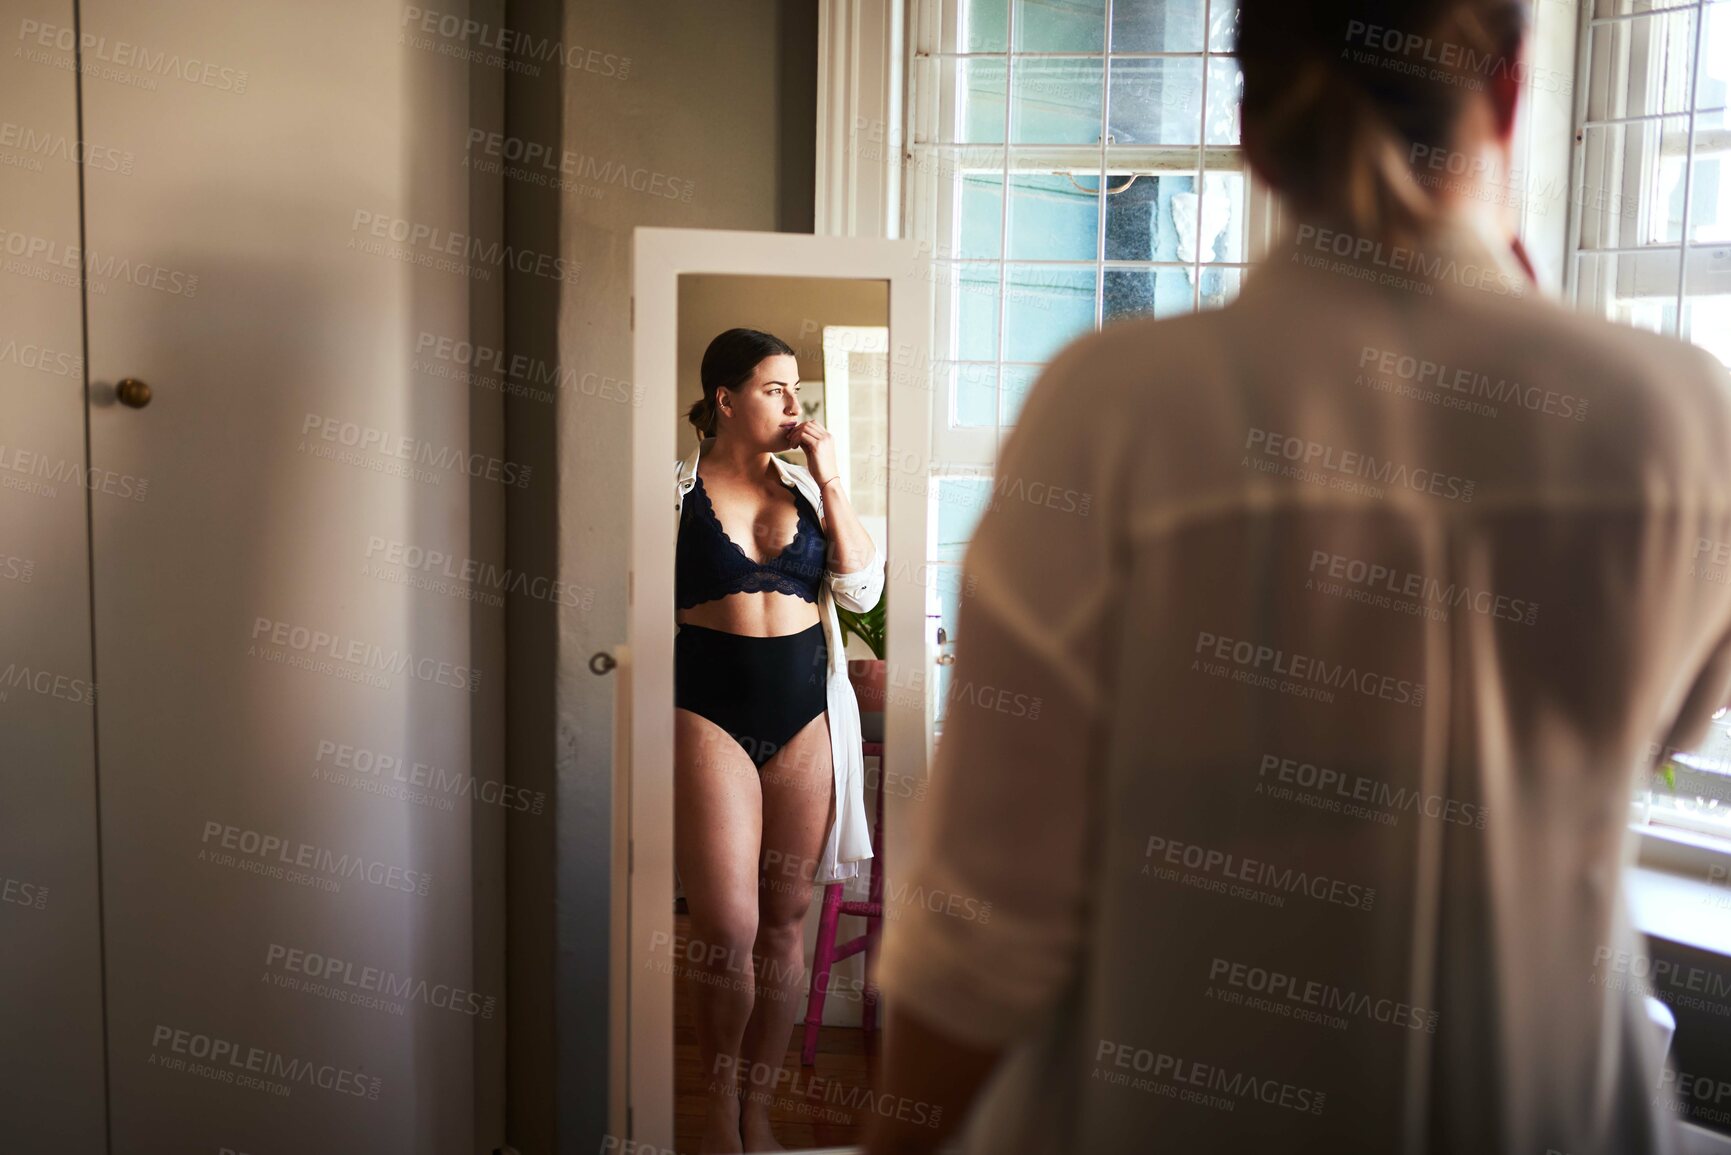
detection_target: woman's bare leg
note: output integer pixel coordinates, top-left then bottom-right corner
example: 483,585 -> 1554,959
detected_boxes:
738,711 -> 835,1152
675,708 -> 766,1154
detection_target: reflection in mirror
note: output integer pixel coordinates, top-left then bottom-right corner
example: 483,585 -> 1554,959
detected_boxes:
670,274 -> 890,1153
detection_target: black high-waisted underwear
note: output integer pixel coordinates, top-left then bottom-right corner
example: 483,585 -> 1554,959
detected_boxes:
675,620 -> 828,770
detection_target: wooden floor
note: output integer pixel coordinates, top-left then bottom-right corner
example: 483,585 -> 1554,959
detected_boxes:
673,906 -> 879,1154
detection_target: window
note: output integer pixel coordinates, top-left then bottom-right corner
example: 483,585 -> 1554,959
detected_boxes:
1639,713 -> 1731,839
1569,0 -> 1731,367
1569,1 -> 1731,843
906,0 -> 1262,726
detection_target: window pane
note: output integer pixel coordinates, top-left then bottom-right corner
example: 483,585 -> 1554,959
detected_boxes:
1003,264 -> 1097,361
944,262 -> 1002,360
936,58 -> 1008,145
1575,249 -> 1683,336
1577,117 -> 1691,248
1007,171 -> 1100,260
1108,57 -> 1203,145
950,362 -> 998,428
1686,152 -> 1727,243
1206,56 -> 1243,145
1001,363 -> 1042,425
1200,264 -> 1244,310
1587,7 -> 1699,121
1681,247 -> 1731,367
1110,0 -> 1205,53
935,477 -> 992,562
1012,58 -> 1104,144
960,173 -> 1006,260
1593,0 -> 1698,17
1013,0 -> 1105,53
1101,172 -> 1159,260
1201,169 -> 1248,262
1104,266 -> 1196,323
1647,708 -> 1731,833
1105,171 -> 1184,260
1701,3 -> 1729,126
963,0 -> 1009,53
1209,4 -> 1241,53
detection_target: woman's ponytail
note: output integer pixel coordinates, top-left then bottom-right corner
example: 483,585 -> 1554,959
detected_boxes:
686,394 -> 718,438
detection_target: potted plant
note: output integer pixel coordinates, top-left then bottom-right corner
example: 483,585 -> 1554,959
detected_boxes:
836,589 -> 886,742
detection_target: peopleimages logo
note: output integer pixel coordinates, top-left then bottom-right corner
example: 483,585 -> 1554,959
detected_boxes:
400,7 -> 632,78
1306,549 -> 1539,626
0,442 -> 149,501
1257,753 -> 1487,829
349,210 -> 580,285
0,662 -> 96,705
1342,19 -> 1572,96
249,616 -> 482,693
1206,956 -> 1439,1033
414,330 -> 641,406
1357,345 -> 1588,422
1194,629 -> 1427,708
148,1024 -> 380,1100
1094,1039 -> 1327,1115
1291,223 -> 1526,298
264,943 -> 497,1019
0,120 -> 134,173
313,738 -> 546,815
17,19 -> 251,93
364,535 -> 592,610
465,129 -> 696,201
199,819 -> 433,896
1244,427 -> 1476,504
0,227 -> 198,296
300,413 -> 532,488
1143,834 -> 1378,911
2,874 -> 48,911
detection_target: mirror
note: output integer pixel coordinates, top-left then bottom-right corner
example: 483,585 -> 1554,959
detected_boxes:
670,274 -> 889,1153
628,228 -> 932,1154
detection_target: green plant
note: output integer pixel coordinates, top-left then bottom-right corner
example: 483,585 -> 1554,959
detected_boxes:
1657,758 -> 1677,791
835,585 -> 886,660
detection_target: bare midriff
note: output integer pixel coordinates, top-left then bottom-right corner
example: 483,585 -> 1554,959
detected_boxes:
676,590 -> 820,638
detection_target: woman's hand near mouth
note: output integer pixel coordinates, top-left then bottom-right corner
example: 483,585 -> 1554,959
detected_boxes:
784,419 -> 840,489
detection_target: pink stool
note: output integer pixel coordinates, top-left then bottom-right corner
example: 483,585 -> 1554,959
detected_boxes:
801,740 -> 886,1066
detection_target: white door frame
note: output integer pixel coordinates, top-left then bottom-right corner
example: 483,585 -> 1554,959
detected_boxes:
623,227 -> 933,1149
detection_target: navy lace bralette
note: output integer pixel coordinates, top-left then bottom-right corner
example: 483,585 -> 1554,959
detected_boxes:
677,473 -> 826,609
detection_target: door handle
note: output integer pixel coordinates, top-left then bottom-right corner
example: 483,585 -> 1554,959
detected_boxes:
116,378 -> 153,408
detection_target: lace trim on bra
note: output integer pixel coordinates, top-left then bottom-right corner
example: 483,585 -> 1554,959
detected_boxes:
680,474 -> 823,606
691,473 -> 818,570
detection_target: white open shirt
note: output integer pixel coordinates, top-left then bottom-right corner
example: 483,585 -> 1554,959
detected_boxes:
875,213 -> 1731,1154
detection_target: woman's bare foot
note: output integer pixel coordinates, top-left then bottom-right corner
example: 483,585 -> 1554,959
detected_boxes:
697,1084 -> 743,1154
739,1098 -> 786,1153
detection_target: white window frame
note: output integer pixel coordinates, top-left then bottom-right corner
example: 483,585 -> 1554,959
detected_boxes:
1564,2 -> 1731,864
1566,1 -> 1728,350
905,0 -> 1275,474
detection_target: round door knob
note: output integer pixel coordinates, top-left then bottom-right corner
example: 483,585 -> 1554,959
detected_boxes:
116,378 -> 152,408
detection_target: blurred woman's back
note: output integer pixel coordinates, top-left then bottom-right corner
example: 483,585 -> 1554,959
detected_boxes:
871,2 -> 1731,1152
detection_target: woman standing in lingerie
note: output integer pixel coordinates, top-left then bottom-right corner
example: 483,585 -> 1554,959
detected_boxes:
673,327 -> 884,1153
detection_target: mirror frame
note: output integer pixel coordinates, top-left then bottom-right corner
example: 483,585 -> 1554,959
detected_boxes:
622,227 -> 934,1150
